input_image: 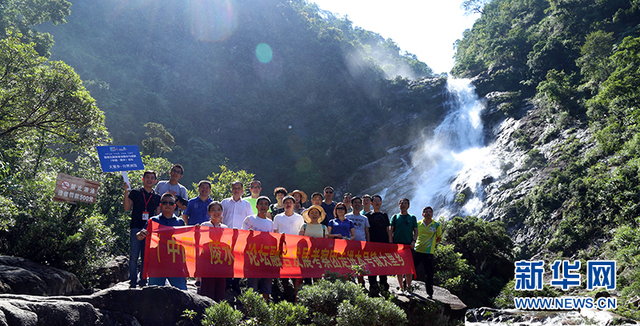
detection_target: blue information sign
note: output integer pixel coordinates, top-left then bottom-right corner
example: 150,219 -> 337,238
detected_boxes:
96,145 -> 145,172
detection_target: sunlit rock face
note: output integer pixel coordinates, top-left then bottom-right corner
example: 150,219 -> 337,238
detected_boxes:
358,76 -> 592,249
361,78 -> 502,218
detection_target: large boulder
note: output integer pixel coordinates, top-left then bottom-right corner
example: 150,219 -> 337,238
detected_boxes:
0,284 -> 214,326
94,256 -> 129,289
0,294 -> 101,326
75,284 -> 214,325
0,256 -> 84,296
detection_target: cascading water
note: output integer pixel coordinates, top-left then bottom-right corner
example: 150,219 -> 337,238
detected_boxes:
408,78 -> 501,218
370,78 -> 502,218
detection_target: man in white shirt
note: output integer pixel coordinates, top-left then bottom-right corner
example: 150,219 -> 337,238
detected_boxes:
243,196 -> 274,232
221,181 -> 253,229
242,196 -> 274,302
273,195 -> 304,235
272,195 -> 304,300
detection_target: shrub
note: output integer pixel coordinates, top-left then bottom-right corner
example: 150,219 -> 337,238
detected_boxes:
239,288 -> 308,326
201,301 -> 243,326
239,288 -> 271,324
297,279 -> 361,323
336,295 -> 407,326
270,300 -> 308,326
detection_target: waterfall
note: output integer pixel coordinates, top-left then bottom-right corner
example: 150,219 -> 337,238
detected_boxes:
369,78 -> 502,218
408,78 -> 501,218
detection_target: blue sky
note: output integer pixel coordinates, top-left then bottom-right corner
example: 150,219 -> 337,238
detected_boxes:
311,0 -> 480,74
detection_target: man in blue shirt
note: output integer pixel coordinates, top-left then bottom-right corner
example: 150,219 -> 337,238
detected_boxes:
183,180 -> 213,225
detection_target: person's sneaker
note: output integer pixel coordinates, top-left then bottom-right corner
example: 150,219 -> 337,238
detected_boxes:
129,283 -> 136,289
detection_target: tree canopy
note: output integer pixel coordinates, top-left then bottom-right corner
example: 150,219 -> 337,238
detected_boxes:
0,33 -> 108,148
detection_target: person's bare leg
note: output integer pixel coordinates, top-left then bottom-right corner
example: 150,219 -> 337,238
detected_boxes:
406,273 -> 413,290
397,274 -> 404,290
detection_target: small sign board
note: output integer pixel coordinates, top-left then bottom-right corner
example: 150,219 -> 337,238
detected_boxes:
53,173 -> 101,204
96,145 -> 145,172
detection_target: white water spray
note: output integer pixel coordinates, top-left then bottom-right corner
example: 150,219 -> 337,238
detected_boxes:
408,79 -> 501,218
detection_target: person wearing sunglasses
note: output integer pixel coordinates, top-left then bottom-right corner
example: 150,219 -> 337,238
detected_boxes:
136,192 -> 187,290
327,202 -> 355,240
320,186 -> 336,227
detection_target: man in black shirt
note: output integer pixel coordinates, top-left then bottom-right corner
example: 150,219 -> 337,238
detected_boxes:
123,170 -> 161,288
365,194 -> 391,294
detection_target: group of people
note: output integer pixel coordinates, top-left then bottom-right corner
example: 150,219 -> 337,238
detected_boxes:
123,164 -> 443,302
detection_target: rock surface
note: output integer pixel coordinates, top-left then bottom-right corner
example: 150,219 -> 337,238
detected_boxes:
0,256 -> 469,325
0,256 -> 84,296
386,276 -> 467,323
466,306 -> 639,325
0,283 -> 214,326
95,256 -> 129,289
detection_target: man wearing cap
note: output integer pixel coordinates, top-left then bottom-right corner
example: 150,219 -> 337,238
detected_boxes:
221,181 -> 254,229
154,164 -> 188,215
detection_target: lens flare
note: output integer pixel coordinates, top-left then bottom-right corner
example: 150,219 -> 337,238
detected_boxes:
255,43 -> 273,63
253,43 -> 283,80
287,134 -> 303,153
296,157 -> 312,172
188,0 -> 237,42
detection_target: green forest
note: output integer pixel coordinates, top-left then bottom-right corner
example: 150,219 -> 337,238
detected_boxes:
1,0 -> 640,320
35,0 -> 445,193
452,0 -> 640,318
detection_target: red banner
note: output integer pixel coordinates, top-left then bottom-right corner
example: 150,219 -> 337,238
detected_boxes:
142,221 -> 415,278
